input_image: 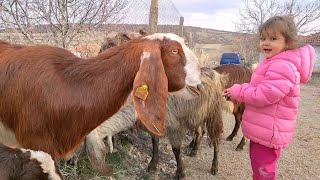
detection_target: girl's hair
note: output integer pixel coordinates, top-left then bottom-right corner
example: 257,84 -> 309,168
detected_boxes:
259,15 -> 299,49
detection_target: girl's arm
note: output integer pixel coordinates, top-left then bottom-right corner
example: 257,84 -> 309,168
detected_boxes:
230,61 -> 296,107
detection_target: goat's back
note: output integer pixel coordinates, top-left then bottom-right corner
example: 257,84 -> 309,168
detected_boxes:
214,64 -> 252,88
214,64 -> 252,114
167,67 -> 225,145
0,43 -> 98,158
0,40 -> 25,55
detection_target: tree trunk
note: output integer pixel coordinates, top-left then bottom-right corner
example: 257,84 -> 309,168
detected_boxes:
149,0 -> 158,33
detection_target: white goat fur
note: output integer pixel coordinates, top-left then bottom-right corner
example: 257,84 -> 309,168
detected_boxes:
86,103 -> 136,154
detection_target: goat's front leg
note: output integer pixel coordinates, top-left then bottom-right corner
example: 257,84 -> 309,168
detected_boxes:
211,142 -> 219,175
85,136 -> 113,176
66,146 -> 81,166
226,113 -> 241,141
188,128 -> 196,149
66,142 -> 85,166
147,135 -> 159,173
188,125 -> 205,157
172,146 -> 186,179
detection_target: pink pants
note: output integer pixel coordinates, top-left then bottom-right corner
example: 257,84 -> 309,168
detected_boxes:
249,141 -> 281,180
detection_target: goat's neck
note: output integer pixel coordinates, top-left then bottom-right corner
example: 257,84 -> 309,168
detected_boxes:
89,46 -> 142,113
59,44 -> 143,146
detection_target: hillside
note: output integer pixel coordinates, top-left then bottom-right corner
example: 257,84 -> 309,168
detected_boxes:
0,24 -> 246,46
0,24 -> 255,63
183,26 -> 243,45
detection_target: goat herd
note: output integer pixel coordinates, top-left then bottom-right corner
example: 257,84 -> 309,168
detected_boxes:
0,30 -> 253,180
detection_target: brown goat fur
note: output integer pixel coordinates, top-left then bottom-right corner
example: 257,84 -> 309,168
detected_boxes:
214,64 -> 252,150
0,33 -> 201,176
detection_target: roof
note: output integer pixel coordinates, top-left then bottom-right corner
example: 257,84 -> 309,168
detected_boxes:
303,32 -> 320,44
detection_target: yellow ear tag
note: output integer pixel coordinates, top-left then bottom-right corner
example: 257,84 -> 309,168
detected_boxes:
134,84 -> 149,101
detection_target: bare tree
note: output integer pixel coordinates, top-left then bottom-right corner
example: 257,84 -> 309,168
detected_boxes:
236,0 -> 320,34
233,0 -> 320,64
0,0 -> 128,47
280,0 -> 320,33
232,33 -> 260,64
236,0 -> 279,33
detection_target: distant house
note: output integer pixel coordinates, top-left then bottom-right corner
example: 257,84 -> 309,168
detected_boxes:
303,32 -> 320,73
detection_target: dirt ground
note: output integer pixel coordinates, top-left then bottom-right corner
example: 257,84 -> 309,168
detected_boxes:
62,74 -> 319,180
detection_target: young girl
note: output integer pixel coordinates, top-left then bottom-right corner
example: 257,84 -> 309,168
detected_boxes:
224,15 -> 315,180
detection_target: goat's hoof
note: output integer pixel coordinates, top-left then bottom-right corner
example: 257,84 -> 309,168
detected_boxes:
174,172 -> 186,180
188,140 -> 195,149
176,177 -> 186,180
210,167 -> 218,175
94,164 -> 113,176
103,169 -> 113,176
236,146 -> 244,151
103,170 -> 113,177
147,164 -> 157,174
226,136 -> 234,141
188,150 -> 197,157
66,157 -> 77,166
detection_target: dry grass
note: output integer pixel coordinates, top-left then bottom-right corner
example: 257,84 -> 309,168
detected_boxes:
59,131 -> 156,180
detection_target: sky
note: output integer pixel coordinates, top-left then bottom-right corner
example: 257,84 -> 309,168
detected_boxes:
171,0 -> 242,32
171,0 -> 319,33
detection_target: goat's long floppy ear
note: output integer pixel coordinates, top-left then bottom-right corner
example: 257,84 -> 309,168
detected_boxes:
133,48 -> 168,137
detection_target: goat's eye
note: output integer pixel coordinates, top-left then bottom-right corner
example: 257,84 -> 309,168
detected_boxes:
172,49 -> 178,54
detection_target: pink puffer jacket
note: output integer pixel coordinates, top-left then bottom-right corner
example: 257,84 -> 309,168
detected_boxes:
230,45 -> 315,149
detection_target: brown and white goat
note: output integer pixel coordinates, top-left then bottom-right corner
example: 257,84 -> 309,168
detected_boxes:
0,33 -> 201,176
0,144 -> 63,180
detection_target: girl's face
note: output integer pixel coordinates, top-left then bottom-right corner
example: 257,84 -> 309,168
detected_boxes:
259,29 -> 287,58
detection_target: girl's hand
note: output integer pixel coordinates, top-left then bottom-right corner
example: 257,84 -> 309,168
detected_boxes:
223,88 -> 231,99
